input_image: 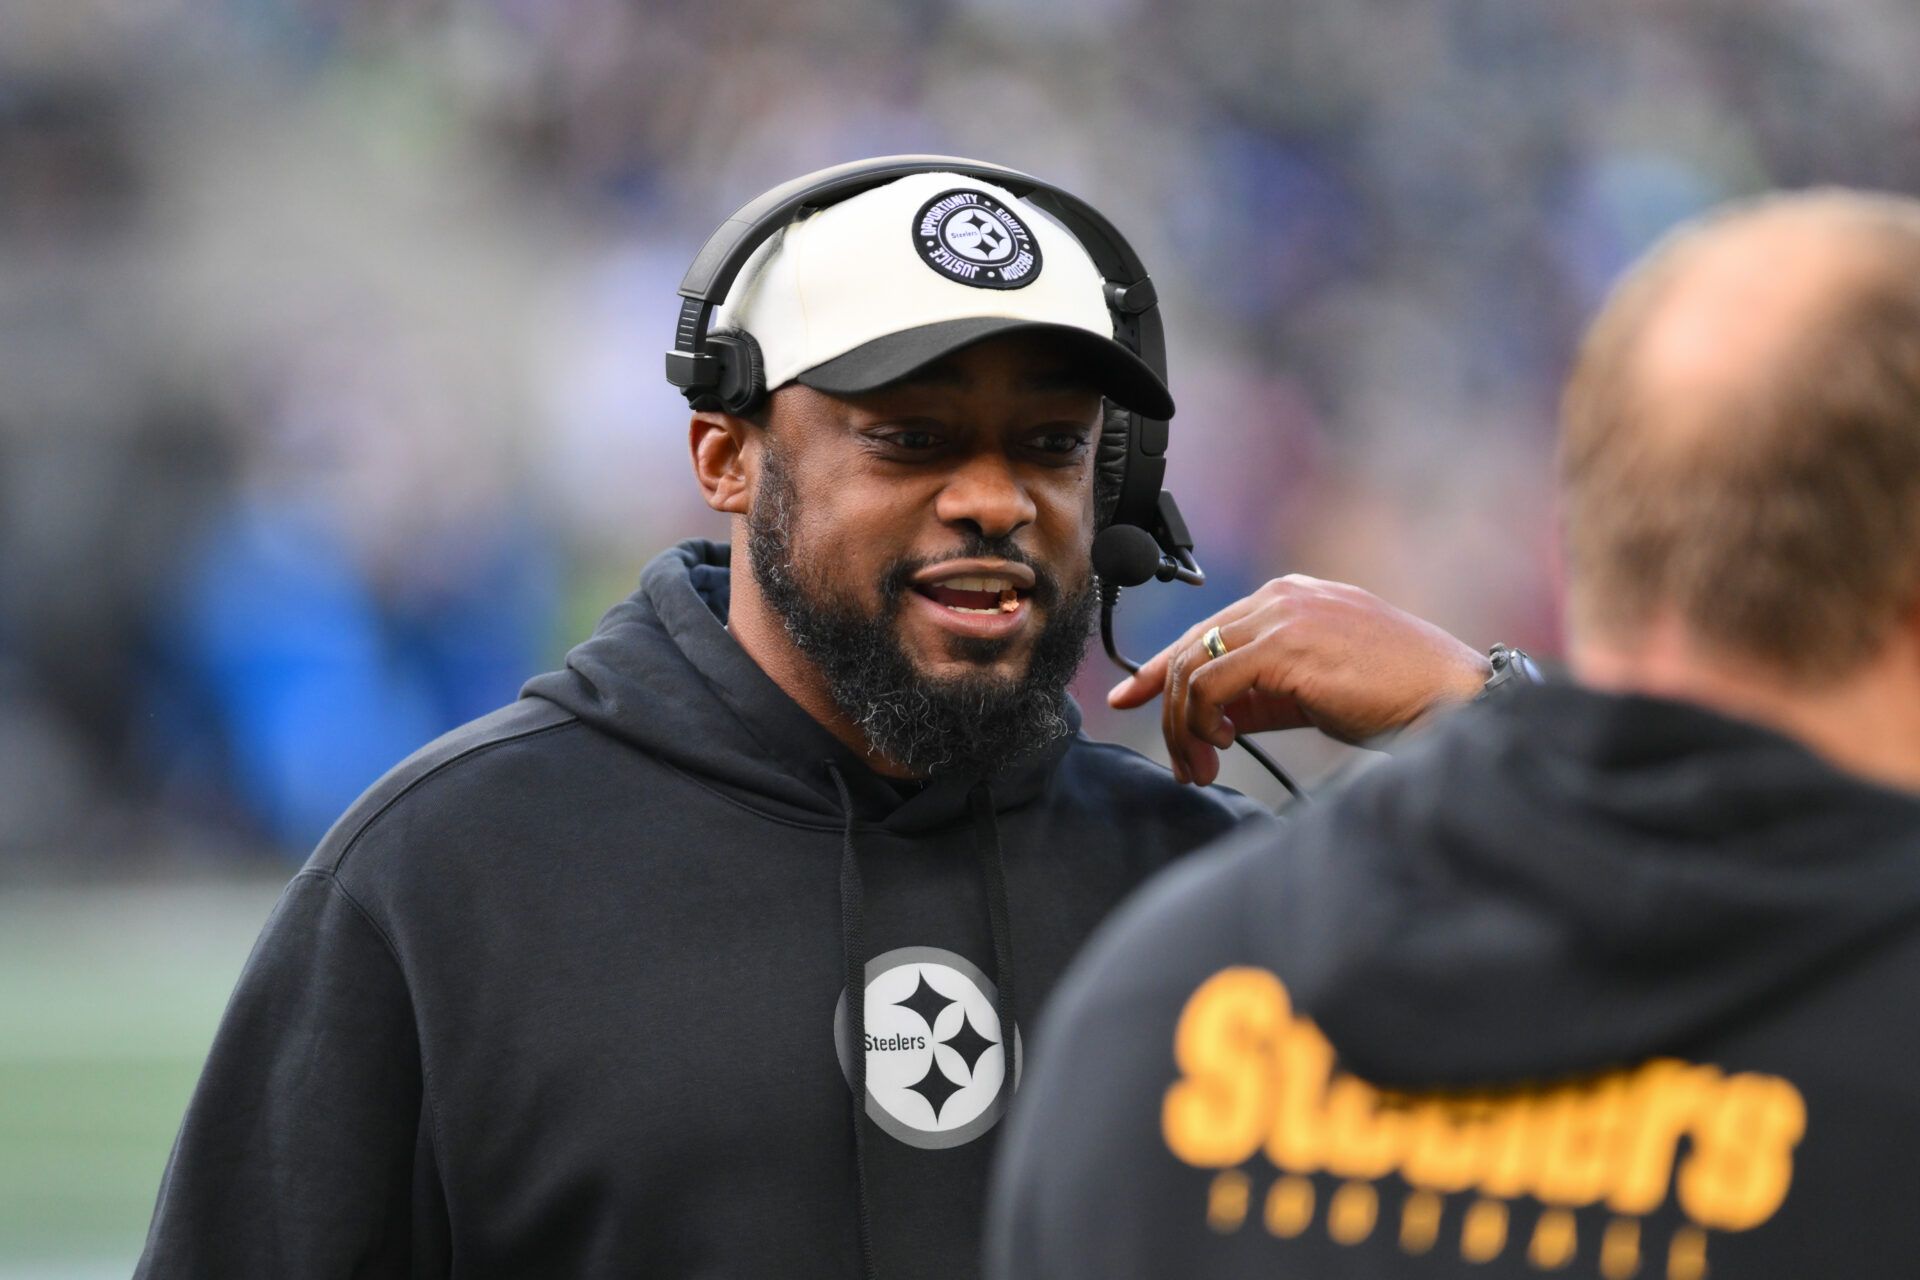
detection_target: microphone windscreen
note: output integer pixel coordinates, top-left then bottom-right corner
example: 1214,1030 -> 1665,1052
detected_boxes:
1092,525 -> 1165,588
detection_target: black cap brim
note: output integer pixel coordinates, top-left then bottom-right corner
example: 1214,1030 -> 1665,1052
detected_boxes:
792,317 -> 1175,419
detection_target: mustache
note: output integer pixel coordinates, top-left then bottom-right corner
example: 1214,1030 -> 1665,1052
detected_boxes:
879,533 -> 1070,611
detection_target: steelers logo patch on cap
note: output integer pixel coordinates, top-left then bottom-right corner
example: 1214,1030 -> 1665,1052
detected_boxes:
912,189 -> 1043,290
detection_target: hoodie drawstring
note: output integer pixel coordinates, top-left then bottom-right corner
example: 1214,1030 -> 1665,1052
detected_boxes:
828,768 -> 1021,1280
968,781 -> 1020,1096
828,764 -> 879,1280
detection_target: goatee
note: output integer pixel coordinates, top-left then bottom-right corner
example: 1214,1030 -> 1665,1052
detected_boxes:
746,444 -> 1095,778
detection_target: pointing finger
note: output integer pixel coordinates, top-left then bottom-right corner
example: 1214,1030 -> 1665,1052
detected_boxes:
1116,594 -> 1268,712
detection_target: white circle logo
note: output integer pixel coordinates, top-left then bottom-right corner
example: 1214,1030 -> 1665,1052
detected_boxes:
912,189 -> 1043,290
833,946 -> 1023,1149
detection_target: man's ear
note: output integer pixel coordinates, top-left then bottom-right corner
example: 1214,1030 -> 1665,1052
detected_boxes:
690,411 -> 758,515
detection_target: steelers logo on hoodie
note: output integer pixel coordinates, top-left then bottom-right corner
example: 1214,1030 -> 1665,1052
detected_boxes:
834,947 -> 1024,1150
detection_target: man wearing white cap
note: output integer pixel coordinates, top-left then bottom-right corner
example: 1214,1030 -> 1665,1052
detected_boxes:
136,161 -> 1493,1279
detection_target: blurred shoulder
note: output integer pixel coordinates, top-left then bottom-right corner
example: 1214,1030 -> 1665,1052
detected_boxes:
1053,818 -> 1283,1013
989,802 -> 1292,1279
1058,732 -> 1276,834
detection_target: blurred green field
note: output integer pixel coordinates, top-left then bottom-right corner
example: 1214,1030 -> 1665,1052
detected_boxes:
0,878 -> 288,1278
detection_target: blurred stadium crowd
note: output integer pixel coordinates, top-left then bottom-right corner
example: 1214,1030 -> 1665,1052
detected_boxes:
5,0 -> 1919,870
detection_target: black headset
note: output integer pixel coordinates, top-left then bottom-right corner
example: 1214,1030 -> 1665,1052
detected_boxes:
663,154 -> 1200,564
665,154 -> 1303,801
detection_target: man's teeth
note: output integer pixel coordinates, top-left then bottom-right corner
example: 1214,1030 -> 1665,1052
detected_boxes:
946,593 -> 1021,615
926,575 -> 1025,615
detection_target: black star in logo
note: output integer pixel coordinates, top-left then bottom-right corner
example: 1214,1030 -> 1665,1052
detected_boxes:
947,210 -> 1003,254
906,1057 -> 966,1122
894,970 -> 955,1033
939,1011 -> 999,1081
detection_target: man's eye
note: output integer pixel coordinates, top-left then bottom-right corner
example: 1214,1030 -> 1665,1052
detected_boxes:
1030,432 -> 1090,456
880,430 -> 942,451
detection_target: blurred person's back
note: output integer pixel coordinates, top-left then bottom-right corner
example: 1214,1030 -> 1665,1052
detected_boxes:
985,190 -> 1920,1280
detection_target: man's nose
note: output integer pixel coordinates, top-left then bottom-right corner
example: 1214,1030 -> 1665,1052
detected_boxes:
935,451 -> 1037,540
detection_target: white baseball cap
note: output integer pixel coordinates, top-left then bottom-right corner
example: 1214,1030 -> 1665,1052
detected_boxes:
710,171 -> 1174,418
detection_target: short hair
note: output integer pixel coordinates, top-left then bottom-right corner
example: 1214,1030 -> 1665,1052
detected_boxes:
1559,189 -> 1920,679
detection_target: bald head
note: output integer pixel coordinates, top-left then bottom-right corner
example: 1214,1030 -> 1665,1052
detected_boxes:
1560,189 -> 1920,681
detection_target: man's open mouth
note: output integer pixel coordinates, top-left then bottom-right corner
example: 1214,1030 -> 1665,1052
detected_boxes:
914,576 -> 1029,615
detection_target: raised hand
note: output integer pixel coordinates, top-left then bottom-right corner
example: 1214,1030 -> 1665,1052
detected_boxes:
1108,575 -> 1491,785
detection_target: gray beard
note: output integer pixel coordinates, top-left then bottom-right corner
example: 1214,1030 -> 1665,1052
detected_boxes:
745,445 -> 1095,778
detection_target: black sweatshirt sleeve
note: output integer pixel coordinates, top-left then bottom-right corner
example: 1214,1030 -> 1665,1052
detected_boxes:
135,870 -> 450,1279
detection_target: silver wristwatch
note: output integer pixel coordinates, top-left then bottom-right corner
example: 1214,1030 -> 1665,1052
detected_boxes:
1477,644 -> 1545,700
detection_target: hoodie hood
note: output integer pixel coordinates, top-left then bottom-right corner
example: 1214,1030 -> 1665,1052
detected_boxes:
521,539 -> 1078,835
1253,682 -> 1920,1089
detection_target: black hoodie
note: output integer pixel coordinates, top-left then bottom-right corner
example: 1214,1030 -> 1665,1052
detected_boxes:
135,540 -> 1267,1280
987,683 -> 1920,1280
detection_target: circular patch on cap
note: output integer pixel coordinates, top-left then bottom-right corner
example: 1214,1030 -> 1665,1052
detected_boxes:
912,189 -> 1043,290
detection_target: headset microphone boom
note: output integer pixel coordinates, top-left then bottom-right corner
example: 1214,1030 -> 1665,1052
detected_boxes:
1092,526 -> 1305,803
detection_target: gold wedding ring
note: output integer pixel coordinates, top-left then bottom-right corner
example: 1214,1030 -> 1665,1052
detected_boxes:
1201,625 -> 1228,660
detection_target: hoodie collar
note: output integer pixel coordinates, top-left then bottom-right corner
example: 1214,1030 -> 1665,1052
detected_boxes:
531,539 -> 1076,833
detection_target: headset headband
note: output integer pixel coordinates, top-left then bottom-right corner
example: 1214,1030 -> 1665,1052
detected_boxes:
664,154 -> 1175,541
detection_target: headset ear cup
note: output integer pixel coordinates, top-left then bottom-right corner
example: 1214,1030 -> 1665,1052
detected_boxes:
1095,403 -> 1132,528
711,330 -> 768,417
